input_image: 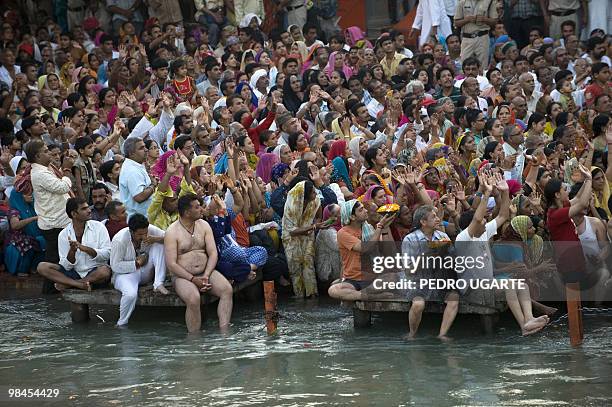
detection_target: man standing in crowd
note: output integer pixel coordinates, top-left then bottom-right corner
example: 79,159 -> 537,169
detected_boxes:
454,0 -> 498,69
27,140 -> 72,264
120,138 -> 157,218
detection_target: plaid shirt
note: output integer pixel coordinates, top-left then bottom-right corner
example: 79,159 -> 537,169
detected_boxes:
506,0 -> 542,19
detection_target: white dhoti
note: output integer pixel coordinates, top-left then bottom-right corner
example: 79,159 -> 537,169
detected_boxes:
113,243 -> 166,326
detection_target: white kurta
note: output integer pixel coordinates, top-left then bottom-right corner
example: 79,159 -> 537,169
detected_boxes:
412,0 -> 453,48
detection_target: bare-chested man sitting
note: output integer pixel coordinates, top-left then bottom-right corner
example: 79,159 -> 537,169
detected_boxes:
164,193 -> 233,333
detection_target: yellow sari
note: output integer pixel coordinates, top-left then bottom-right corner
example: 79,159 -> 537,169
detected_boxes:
281,181 -> 321,297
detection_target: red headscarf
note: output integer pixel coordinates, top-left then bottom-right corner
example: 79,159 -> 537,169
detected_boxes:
328,140 -> 347,161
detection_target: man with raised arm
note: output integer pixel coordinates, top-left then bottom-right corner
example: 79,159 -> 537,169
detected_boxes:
164,193 -> 233,333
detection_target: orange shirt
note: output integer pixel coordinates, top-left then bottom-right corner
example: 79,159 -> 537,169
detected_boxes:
337,226 -> 363,281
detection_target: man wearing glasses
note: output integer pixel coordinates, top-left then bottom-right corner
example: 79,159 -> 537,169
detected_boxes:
502,124 -> 526,182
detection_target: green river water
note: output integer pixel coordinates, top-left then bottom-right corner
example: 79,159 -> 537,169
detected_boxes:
0,295 -> 611,406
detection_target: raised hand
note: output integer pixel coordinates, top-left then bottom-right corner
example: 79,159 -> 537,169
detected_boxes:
340,117 -> 351,134
117,95 -> 127,111
161,92 -> 174,109
176,149 -> 190,166
444,195 -> 457,215
404,166 -> 418,185
0,146 -> 14,167
494,172 -> 509,192
528,191 -> 542,207
112,119 -> 125,135
309,91 -> 319,104
578,163 -> 592,180
119,44 -> 128,59
479,170 -> 493,194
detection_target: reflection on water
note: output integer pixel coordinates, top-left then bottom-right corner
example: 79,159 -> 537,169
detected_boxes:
0,296 -> 611,406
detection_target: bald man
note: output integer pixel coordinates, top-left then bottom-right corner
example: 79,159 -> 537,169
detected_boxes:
519,72 -> 542,114
511,96 -> 529,122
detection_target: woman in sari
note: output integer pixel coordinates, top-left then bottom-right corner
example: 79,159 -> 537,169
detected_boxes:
235,82 -> 258,111
363,146 -> 393,196
281,180 -> 322,298
315,204 -> 342,283
324,51 -> 353,80
255,153 -> 280,184
150,150 -> 184,193
591,166 -> 611,219
454,134 -> 476,184
328,140 -> 355,199
5,172 -> 45,276
492,215 -> 557,333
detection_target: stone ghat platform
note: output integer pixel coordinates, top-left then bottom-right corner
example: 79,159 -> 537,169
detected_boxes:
345,287 -> 508,333
61,272 -> 263,322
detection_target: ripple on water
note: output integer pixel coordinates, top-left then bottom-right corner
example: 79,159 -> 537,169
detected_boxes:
0,297 -> 611,407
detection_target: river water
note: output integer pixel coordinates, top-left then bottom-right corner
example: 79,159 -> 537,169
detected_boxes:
1,295 -> 611,406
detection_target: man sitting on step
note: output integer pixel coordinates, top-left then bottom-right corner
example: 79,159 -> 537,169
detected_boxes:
110,213 -> 168,327
37,198 -> 112,291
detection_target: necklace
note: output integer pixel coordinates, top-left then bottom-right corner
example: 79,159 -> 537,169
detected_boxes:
179,219 -> 195,238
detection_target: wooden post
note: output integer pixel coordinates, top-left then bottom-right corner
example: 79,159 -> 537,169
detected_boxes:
566,282 -> 583,347
263,281 -> 277,335
70,303 -> 90,323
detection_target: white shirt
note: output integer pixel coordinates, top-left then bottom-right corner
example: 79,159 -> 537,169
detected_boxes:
110,225 -> 165,276
58,220 -> 112,278
503,142 -> 525,183
31,163 -> 72,230
0,65 -> 20,88
104,181 -> 120,201
366,98 -> 384,118
550,88 -> 585,110
526,90 -> 543,114
455,75 -> 490,92
455,219 -> 497,284
412,0 -> 452,47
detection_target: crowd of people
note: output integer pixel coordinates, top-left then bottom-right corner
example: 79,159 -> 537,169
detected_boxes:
0,1 -> 611,336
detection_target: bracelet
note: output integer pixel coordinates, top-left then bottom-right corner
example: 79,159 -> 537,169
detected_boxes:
376,223 -> 384,229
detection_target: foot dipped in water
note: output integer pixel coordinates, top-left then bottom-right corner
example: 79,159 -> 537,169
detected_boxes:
437,334 -> 453,342
154,285 -> 170,295
402,332 -> 417,341
522,315 -> 549,336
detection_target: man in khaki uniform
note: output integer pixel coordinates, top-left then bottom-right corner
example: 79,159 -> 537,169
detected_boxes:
454,0 -> 498,70
545,0 -> 584,40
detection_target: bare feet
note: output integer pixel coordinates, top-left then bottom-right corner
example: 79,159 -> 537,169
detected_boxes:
56,281 -> 91,291
522,315 -> 549,335
437,335 -> 453,342
403,332 -> 417,341
540,305 -> 558,316
54,282 -> 68,291
154,285 -> 170,295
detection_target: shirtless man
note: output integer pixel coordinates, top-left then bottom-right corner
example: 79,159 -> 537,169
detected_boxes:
164,193 -> 233,333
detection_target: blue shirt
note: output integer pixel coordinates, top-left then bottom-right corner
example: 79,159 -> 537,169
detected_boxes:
119,158 -> 152,218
